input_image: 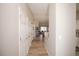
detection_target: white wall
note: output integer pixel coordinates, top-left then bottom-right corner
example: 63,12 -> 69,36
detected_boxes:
76,20 -> 79,29
49,3 -> 76,56
56,3 -> 76,56
76,13 -> 79,47
0,3 -> 35,56
76,13 -> 79,30
44,32 -> 49,53
0,4 -> 19,56
48,4 -> 56,56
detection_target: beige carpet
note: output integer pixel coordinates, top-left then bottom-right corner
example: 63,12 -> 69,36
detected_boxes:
28,38 -> 48,56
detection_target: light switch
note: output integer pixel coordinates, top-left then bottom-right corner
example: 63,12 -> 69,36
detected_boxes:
59,35 -> 62,40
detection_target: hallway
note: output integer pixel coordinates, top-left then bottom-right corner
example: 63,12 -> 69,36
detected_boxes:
28,38 -> 48,56
0,3 -> 77,56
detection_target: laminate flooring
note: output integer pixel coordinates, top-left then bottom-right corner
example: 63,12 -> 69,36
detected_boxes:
28,38 -> 48,56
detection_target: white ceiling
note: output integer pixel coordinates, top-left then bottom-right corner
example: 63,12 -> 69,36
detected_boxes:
27,4 -> 79,22
27,3 -> 49,25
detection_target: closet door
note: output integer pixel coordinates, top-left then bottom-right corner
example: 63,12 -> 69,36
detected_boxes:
25,16 -> 29,55
20,9 -> 27,56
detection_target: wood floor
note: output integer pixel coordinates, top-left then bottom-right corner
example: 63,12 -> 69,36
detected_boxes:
28,38 -> 48,56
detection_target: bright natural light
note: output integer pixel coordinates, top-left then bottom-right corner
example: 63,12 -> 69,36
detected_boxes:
40,26 -> 47,32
